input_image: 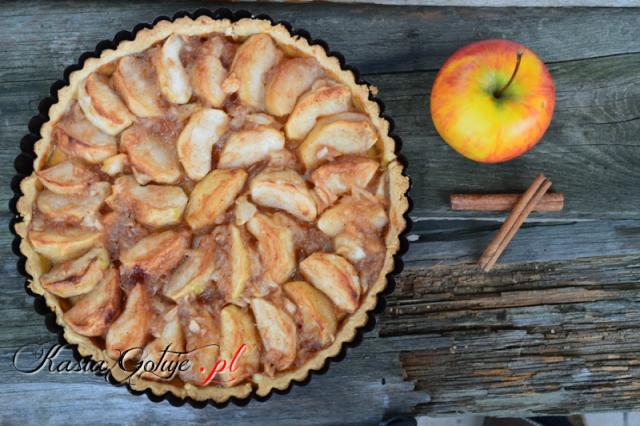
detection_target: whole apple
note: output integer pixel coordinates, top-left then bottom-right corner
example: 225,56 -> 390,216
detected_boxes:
430,39 -> 555,163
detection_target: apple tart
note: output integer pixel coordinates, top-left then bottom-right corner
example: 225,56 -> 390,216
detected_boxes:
16,15 -> 408,402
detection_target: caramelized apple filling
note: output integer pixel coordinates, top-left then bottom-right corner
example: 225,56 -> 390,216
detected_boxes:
27,29 -> 394,388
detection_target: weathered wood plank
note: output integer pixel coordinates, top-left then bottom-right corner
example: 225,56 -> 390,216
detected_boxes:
2,5 -> 640,218
6,222 -> 640,418
189,1 -> 640,7
3,2 -> 640,422
366,51 -> 640,220
0,337 -> 427,425
404,219 -> 640,266
3,2 -> 640,77
381,257 -> 640,415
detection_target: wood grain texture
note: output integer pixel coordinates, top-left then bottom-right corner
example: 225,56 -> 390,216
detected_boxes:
405,219 -> 640,266
2,1 -> 640,422
2,3 -> 640,219
382,257 -> 640,415
216,1 -> 640,6
309,0 -> 640,5
367,52 -> 640,220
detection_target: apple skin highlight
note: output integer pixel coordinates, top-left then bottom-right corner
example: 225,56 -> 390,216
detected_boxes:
430,39 -> 555,163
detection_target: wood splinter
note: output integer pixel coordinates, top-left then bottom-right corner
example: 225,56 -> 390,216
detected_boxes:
478,174 -> 553,272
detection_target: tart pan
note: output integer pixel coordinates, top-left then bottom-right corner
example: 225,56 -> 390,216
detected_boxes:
10,8 -> 412,407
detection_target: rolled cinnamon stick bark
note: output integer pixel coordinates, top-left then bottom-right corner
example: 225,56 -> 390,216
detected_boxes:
477,174 -> 548,271
479,178 -> 553,272
451,193 -> 564,212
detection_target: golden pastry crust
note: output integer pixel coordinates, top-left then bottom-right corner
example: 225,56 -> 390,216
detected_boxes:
16,16 -> 409,403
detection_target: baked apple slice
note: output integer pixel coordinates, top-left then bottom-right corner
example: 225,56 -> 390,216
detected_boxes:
56,105 -> 118,164
246,213 -> 295,285
120,229 -> 190,276
333,231 -> 383,263
191,36 -> 229,108
250,168 -> 317,222
176,108 -> 229,180
124,181 -> 188,228
44,145 -> 68,167
244,112 -> 282,129
373,169 -> 389,204
139,308 -> 185,381
37,182 -> 111,223
297,112 -> 378,169
265,57 -> 323,117
334,231 -> 385,290
185,168 -> 247,231
218,305 -> 261,386
178,300 -> 221,385
250,298 -> 297,375
197,225 -> 253,305
120,123 -> 182,184
105,283 -> 153,360
283,281 -> 337,349
227,33 -> 283,110
40,247 -> 110,298
108,176 -> 187,228
234,195 -> 257,226
112,55 -> 166,117
101,153 -> 129,177
228,224 -> 251,304
317,189 -> 388,237
29,226 -> 102,263
78,73 -> 134,135
310,156 -> 379,209
285,81 -> 351,140
63,267 -> 122,336
299,252 -> 361,313
152,34 -> 192,104
217,126 -> 285,169
36,160 -> 98,194
163,236 -> 216,301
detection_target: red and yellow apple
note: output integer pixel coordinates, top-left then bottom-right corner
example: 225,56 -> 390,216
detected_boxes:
430,39 -> 555,163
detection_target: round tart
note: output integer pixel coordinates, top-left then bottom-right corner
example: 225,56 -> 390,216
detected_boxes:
16,15 -> 409,402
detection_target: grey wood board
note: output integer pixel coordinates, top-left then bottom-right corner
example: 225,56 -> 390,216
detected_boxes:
2,2 -> 640,76
2,1 -> 640,422
0,337 -> 427,425
382,257 -> 640,415
405,219 -> 640,266
366,53 -> 640,220
2,3 -> 640,219
199,1 -> 640,7
305,1 -> 640,5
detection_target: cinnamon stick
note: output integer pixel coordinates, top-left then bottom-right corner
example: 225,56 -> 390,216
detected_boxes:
478,174 -> 552,272
451,193 -> 564,212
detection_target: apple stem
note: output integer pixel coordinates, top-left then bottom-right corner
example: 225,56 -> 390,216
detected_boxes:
494,50 -> 524,98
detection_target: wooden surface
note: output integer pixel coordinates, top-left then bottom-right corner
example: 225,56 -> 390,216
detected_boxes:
2,2 -> 640,424
223,1 -> 640,7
